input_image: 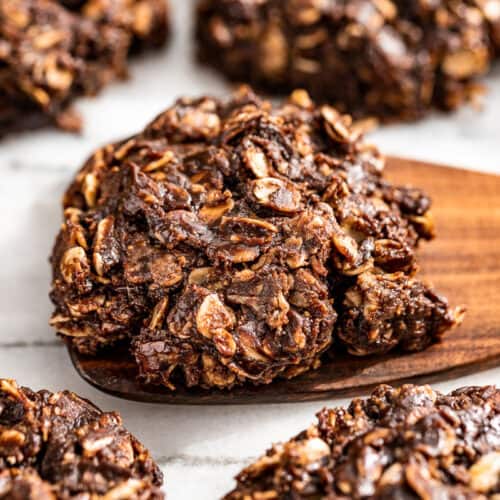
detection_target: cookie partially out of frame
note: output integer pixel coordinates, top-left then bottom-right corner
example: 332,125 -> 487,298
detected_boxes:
224,384 -> 500,499
0,0 -> 169,137
0,378 -> 164,499
49,86 -> 462,391
196,0 -> 500,122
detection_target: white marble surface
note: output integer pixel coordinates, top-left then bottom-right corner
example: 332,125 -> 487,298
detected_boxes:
0,2 -> 499,498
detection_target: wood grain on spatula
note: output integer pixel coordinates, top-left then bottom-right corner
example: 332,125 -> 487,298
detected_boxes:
68,157 -> 500,404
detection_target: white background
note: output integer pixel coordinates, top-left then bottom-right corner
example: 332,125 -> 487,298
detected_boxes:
0,2 -> 499,498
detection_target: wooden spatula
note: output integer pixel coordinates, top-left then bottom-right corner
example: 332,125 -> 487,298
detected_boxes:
68,157 -> 500,404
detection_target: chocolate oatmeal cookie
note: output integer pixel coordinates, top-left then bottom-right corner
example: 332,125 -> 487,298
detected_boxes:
49,87 -> 462,390
196,0 -> 500,122
0,0 -> 169,136
224,384 -> 500,499
0,378 -> 164,499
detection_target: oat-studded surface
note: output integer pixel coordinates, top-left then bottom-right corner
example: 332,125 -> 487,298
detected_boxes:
0,379 -> 164,499
196,0 -> 500,122
0,0 -> 169,136
50,87 -> 462,390
0,0 -> 129,134
224,384 -> 500,499
60,0 -> 170,51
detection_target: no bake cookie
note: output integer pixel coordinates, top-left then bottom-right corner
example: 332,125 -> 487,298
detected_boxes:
197,0 -> 500,121
224,384 -> 500,499
0,0 -> 169,136
0,378 -> 164,499
49,87 -> 462,390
